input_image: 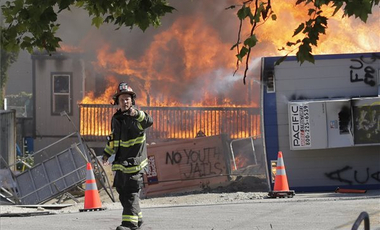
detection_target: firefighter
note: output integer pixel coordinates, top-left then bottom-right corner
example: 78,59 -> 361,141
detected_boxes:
102,82 -> 153,230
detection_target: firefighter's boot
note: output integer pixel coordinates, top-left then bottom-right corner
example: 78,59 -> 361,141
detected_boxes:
138,220 -> 144,228
116,225 -> 139,230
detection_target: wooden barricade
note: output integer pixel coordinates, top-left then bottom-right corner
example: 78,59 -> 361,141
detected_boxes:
142,134 -> 231,197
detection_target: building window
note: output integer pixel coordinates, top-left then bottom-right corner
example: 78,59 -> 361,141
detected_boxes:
52,73 -> 72,115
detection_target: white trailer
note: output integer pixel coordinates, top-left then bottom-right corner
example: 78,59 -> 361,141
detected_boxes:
260,52 -> 380,192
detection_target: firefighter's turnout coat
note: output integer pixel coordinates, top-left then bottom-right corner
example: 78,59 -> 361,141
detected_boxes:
104,108 -> 153,178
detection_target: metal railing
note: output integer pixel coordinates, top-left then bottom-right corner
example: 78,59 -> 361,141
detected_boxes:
79,104 -> 261,142
2,132 -> 115,205
351,211 -> 370,230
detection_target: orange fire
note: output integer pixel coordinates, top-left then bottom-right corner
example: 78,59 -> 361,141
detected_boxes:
75,1 -> 378,139
80,104 -> 261,139
77,1 -> 379,106
81,75 -> 118,104
59,44 -> 84,53
79,15 -> 258,107
232,154 -> 255,170
253,1 -> 379,56
234,155 -> 247,170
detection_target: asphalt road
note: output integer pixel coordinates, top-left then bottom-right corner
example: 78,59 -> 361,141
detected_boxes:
1,192 -> 380,230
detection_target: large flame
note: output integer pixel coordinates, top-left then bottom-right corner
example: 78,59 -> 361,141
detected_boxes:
76,1 -> 379,106
72,0 -> 378,139
86,16 -> 251,107
81,75 -> 118,104
255,1 -> 379,55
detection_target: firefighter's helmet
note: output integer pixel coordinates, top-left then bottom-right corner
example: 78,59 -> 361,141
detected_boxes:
113,82 -> 136,105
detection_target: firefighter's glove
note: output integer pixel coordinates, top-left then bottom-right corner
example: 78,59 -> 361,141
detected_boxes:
102,154 -> 109,164
122,157 -> 137,166
123,107 -> 139,117
131,108 -> 139,118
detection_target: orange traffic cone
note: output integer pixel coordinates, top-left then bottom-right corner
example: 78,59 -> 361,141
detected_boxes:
268,151 -> 295,198
79,162 -> 106,212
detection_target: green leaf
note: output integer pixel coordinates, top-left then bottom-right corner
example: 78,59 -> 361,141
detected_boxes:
297,42 -> 314,64
26,46 -> 34,53
91,16 -> 104,28
305,19 -> 313,27
41,6 -> 57,23
75,1 -> 85,8
308,8 -> 315,16
12,0 -> 24,14
237,6 -> 246,20
237,47 -> 249,62
243,35 -> 258,48
314,0 -> 322,7
237,5 -> 250,20
22,36 -> 32,43
293,23 -> 305,37
20,40 -> 31,50
271,14 -> 277,21
318,16 -> 328,26
332,1 -> 343,16
104,15 -> 114,23
343,0 -> 373,22
5,42 -> 20,52
295,0 -> 306,5
58,0 -> 74,11
305,0 -> 314,5
19,8 -> 30,20
255,3 -> 264,22
52,25 -> 59,33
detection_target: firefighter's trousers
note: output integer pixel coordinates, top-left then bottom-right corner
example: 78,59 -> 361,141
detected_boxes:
114,171 -> 144,228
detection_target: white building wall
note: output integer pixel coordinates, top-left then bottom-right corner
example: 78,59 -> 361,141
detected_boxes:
267,53 -> 380,190
33,53 -> 85,157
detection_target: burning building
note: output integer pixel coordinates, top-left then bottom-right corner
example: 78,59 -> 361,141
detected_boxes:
28,1 -> 379,192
